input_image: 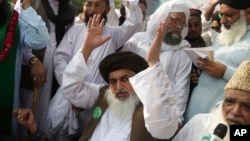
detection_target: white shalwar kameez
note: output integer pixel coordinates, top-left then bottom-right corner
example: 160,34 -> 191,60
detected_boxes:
122,0 -> 192,124
61,52 -> 180,140
172,102 -> 229,141
46,0 -> 143,137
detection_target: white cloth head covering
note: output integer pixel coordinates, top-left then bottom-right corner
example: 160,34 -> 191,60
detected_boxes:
145,0 -> 190,51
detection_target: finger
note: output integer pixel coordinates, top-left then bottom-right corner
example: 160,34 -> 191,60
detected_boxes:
99,18 -> 105,28
95,14 -> 101,25
87,17 -> 93,27
13,108 -> 19,117
197,63 -> 208,71
92,14 -> 97,26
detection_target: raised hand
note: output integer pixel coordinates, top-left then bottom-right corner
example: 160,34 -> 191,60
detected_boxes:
81,14 -> 112,62
146,20 -> 167,67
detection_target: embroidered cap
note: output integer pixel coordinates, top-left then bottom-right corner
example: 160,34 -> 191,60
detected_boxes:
225,60 -> 250,92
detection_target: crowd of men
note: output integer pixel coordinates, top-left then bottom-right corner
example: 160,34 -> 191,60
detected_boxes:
1,0 -> 250,141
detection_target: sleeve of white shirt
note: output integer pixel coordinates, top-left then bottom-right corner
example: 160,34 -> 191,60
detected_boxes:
172,114 -> 210,141
112,0 -> 143,48
60,52 -> 104,109
129,62 -> 179,139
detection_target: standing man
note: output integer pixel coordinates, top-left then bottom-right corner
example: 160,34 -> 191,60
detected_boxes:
19,0 -> 76,137
185,0 -> 250,123
46,0 -> 143,138
185,8 -> 212,101
13,16 -> 181,141
123,0 -> 192,126
60,14 -> 180,140
0,0 -> 49,139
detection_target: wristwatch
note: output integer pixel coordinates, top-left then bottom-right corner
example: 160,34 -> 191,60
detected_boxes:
29,57 -> 39,65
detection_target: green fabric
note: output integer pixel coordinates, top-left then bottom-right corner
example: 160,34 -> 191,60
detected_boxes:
0,3 -> 20,135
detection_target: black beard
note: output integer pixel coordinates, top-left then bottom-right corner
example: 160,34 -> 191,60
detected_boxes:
0,0 -> 8,26
185,36 -> 200,42
84,12 -> 108,25
163,30 -> 182,45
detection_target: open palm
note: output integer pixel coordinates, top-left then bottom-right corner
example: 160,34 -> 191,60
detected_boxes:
84,14 -> 111,50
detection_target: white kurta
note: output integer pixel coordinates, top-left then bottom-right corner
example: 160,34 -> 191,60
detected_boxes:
122,35 -> 192,124
46,0 -> 143,137
122,0 -> 192,124
61,52 -> 179,140
172,102 -> 229,141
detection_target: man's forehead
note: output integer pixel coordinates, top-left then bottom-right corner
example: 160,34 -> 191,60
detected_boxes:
226,89 -> 250,101
168,12 -> 186,20
168,12 -> 186,16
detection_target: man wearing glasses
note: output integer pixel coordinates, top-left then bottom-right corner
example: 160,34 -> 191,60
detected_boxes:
47,0 -> 143,139
122,0 -> 192,130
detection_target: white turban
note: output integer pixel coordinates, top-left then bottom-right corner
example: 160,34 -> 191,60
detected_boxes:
146,0 -> 190,50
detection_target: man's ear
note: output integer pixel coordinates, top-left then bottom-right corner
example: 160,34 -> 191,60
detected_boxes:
245,8 -> 250,24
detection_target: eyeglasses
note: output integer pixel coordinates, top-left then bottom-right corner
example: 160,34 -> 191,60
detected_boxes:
168,16 -> 187,27
85,2 -> 106,10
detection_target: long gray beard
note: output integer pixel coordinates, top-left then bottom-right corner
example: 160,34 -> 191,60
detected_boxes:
106,89 -> 140,119
218,11 -> 247,46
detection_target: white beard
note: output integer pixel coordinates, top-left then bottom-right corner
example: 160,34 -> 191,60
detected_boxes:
207,102 -> 229,141
106,89 -> 140,119
218,12 -> 247,46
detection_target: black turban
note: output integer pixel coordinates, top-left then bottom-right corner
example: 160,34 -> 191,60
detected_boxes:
99,51 -> 148,83
220,0 -> 250,10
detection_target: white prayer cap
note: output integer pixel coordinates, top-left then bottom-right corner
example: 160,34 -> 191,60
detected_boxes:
169,3 -> 189,13
146,0 -> 190,44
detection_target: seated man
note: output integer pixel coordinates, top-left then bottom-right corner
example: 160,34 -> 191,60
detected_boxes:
13,15 -> 180,140
173,60 -> 250,141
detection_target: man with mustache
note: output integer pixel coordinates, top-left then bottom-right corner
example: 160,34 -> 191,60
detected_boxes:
14,16 -> 180,140
60,14 -> 179,141
185,8 -> 212,105
0,0 -> 49,139
122,0 -> 192,128
173,60 -> 250,141
185,0 -> 250,123
46,0 -> 143,139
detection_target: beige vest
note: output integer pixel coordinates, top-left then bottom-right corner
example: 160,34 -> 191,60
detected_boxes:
79,86 -> 160,141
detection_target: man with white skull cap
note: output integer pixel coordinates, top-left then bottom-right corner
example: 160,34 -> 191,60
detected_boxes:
122,0 -> 192,126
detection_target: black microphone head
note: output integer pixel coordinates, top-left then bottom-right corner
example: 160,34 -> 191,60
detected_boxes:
213,123 -> 228,139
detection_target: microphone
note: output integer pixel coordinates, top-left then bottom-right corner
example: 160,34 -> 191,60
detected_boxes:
210,123 -> 228,141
